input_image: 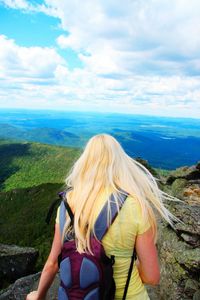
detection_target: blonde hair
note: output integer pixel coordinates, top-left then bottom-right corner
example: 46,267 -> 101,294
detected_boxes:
64,133 -> 179,254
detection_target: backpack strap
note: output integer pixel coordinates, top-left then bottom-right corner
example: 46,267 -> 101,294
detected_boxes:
94,190 -> 129,241
122,248 -> 137,300
59,189 -> 129,241
45,188 -> 73,225
45,197 -> 62,224
59,189 -> 73,237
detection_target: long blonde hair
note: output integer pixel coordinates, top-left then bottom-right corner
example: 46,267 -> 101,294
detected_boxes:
64,133 -> 179,253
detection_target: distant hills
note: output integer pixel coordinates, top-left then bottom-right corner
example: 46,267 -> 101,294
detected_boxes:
0,124 -> 81,147
1,121 -> 200,170
1,108 -> 200,170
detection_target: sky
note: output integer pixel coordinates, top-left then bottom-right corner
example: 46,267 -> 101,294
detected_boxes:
0,0 -> 200,118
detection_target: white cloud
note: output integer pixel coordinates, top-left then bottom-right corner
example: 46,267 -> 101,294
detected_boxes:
0,34 -> 200,118
0,35 -> 65,78
0,0 -> 200,117
53,0 -> 200,74
0,0 -> 29,9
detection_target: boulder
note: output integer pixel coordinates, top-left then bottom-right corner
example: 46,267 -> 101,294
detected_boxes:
165,162 -> 200,186
0,273 -> 59,300
157,222 -> 200,300
167,202 -> 200,248
150,161 -> 200,299
0,244 -> 38,289
156,160 -> 200,299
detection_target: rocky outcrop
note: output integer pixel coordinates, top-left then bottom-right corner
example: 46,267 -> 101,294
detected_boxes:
0,273 -> 59,300
156,162 -> 200,300
157,221 -> 200,300
0,244 -> 39,289
166,162 -> 200,185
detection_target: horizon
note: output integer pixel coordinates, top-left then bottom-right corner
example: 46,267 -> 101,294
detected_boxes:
0,107 -> 200,121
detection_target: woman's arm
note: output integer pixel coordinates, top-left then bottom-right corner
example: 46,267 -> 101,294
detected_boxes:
135,227 -> 160,286
26,223 -> 61,300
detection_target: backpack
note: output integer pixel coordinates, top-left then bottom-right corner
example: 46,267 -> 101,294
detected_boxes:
57,189 -> 136,300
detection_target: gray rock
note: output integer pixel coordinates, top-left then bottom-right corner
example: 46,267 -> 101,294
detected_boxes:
166,162 -> 200,186
193,290 -> 200,300
0,244 -> 38,288
147,162 -> 200,299
167,203 -> 200,248
0,273 -> 60,300
0,273 -> 40,300
157,221 -> 200,300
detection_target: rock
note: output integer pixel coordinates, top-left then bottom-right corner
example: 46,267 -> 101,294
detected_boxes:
0,273 -> 40,300
146,285 -> 162,300
184,279 -> 199,295
180,233 -> 200,248
167,203 -> 200,248
175,247 -> 200,275
0,244 -> 39,289
0,273 -> 60,300
157,220 -> 200,300
193,290 -> 200,300
170,178 -> 188,199
166,162 -> 200,185
183,185 -> 200,205
155,162 -> 200,299
158,198 -> 199,297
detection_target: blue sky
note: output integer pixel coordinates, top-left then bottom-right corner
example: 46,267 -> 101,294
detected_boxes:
0,0 -> 200,118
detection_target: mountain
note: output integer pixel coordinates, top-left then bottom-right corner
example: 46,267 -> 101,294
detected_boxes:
0,124 -> 81,147
0,182 -> 63,272
0,139 -> 81,275
0,139 -> 80,191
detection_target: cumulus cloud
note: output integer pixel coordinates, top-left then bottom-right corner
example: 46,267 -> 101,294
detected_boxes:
0,35 -> 65,79
47,0 -> 200,75
0,0 -> 200,117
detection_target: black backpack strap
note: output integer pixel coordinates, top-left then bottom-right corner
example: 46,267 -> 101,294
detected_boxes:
45,197 -> 62,224
63,201 -> 74,224
94,189 -> 129,241
45,188 -> 73,224
122,248 -> 137,300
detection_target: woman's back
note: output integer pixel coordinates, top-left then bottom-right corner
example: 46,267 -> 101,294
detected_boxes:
57,188 -> 151,299
102,194 -> 150,299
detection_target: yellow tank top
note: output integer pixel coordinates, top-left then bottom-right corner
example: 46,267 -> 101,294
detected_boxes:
56,193 -> 151,300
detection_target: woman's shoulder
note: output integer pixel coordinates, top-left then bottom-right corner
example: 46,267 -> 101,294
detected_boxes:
125,194 -> 141,210
124,194 -> 151,235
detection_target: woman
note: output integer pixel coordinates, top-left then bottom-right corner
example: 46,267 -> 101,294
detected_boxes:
26,134 -> 178,300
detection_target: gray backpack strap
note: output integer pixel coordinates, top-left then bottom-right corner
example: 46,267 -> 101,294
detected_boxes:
59,188 -> 73,237
94,190 -> 129,241
59,200 -> 67,238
